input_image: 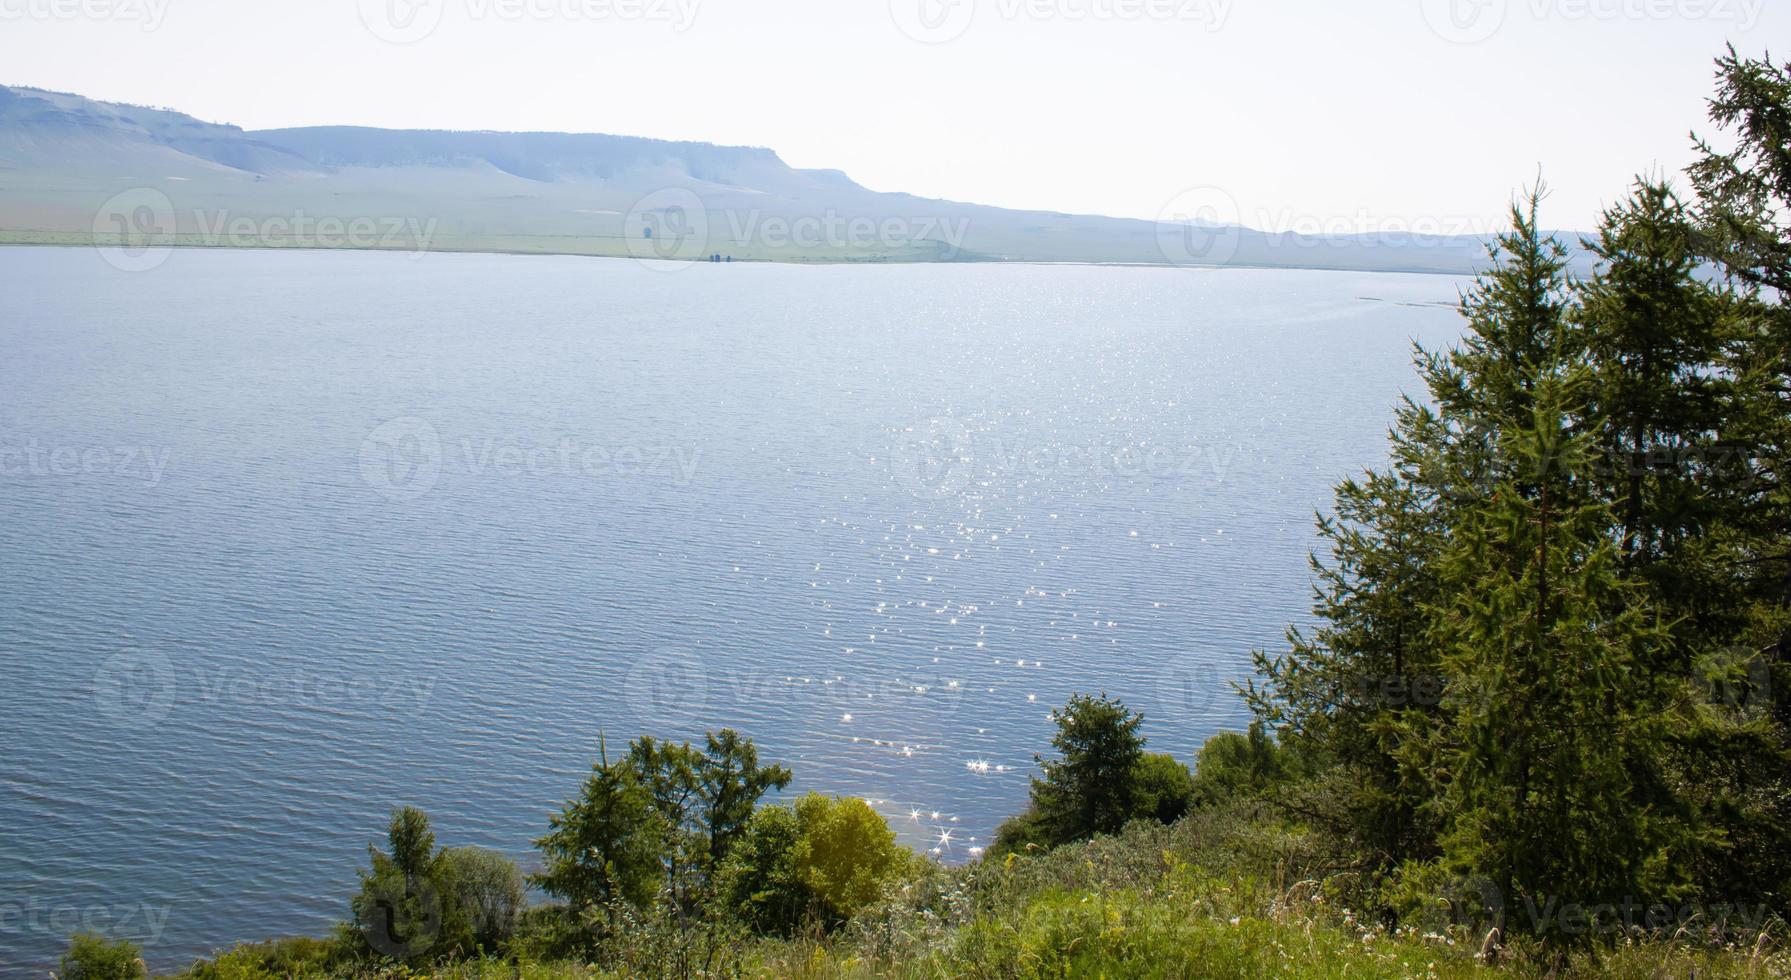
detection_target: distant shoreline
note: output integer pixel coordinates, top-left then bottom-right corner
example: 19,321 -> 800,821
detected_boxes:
0,234 -> 1479,278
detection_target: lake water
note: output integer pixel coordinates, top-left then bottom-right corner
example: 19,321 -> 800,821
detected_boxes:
0,245 -> 1468,970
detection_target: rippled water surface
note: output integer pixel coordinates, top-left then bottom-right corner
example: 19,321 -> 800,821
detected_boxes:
0,246 -> 1468,969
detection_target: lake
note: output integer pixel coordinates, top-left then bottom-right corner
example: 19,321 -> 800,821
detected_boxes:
0,245 -> 1468,969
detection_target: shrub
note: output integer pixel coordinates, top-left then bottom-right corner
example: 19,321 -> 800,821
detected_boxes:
1132,751 -> 1195,824
793,794 -> 905,925
719,803 -> 807,935
720,793 -> 909,935
1189,721 -> 1296,808
440,846 -> 526,951
58,933 -> 145,980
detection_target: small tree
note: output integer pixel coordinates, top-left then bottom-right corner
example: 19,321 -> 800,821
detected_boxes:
1131,752 -> 1195,824
1031,693 -> 1145,843
533,737 -> 665,914
794,794 -> 904,925
717,804 -> 806,936
700,729 -> 793,865
351,806 -> 457,963
439,846 -> 525,951
1188,721 -> 1295,808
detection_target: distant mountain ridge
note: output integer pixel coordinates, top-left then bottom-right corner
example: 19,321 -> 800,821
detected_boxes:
0,83 -> 1518,272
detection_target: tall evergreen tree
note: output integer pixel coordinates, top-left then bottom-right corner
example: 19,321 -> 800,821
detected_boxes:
1687,45 -> 1791,915
1573,179 -> 1727,590
1423,374 -> 1696,926
1248,188 -> 1575,873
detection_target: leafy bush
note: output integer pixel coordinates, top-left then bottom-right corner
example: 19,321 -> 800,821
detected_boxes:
720,793 -> 908,936
440,846 -> 526,950
58,934 -> 145,980
1132,751 -> 1195,824
1188,721 -> 1297,808
173,936 -> 346,979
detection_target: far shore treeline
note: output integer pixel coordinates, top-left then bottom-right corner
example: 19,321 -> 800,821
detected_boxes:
56,47 -> 1791,979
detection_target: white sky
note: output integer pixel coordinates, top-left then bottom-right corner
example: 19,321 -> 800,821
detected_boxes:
0,0 -> 1779,232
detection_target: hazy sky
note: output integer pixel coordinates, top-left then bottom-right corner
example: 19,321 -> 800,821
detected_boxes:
0,0 -> 1778,231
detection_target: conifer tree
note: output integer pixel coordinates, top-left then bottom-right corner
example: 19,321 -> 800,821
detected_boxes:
1249,188 -> 1576,872
533,737 -> 665,913
1424,374 -> 1694,925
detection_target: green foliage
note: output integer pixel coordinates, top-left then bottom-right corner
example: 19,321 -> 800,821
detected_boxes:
1188,721 -> 1296,808
719,802 -> 808,936
993,695 -> 1205,857
349,806 -> 460,963
1246,47 -> 1791,943
58,933 -> 145,980
793,794 -> 905,925
700,728 -> 794,865
625,728 -> 795,909
1030,692 -> 1146,843
1130,751 -> 1195,824
533,737 -> 666,914
171,937 -> 347,979
719,793 -> 907,936
1425,372 -> 1697,918
439,846 -> 526,950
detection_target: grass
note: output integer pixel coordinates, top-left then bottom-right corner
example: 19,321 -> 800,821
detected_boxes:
160,801 -> 1790,979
